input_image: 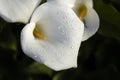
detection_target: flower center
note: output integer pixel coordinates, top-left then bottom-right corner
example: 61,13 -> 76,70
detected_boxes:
78,5 -> 87,20
33,24 -> 46,40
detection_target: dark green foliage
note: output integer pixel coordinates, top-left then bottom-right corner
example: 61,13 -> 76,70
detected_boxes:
0,0 -> 120,80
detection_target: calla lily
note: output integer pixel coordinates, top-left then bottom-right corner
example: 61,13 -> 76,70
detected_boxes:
72,0 -> 99,41
0,0 -> 99,71
21,2 -> 84,70
0,0 -> 41,23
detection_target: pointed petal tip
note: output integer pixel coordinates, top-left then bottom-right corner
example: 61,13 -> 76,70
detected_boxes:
45,62 -> 78,71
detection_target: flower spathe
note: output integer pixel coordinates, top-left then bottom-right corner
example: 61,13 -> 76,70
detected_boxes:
0,0 -> 41,23
21,2 -> 84,70
0,0 -> 99,71
72,0 -> 99,41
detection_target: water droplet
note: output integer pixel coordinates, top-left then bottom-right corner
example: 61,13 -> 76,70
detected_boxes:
58,26 -> 61,29
34,56 -> 37,58
71,46 -> 74,49
61,30 -> 65,35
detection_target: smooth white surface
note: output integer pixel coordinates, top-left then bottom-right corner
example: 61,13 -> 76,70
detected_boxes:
47,0 -> 82,8
21,2 -> 84,71
0,0 -> 41,23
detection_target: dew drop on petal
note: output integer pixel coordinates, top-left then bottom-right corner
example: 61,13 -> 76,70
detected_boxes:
71,46 -> 74,49
34,56 -> 37,58
58,26 -> 61,30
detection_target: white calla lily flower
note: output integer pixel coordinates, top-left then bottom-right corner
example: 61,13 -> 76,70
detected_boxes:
0,0 -> 41,23
73,0 -> 99,41
21,2 -> 84,71
0,0 -> 99,71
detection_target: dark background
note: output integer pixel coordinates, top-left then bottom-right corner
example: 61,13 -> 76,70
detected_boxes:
0,0 -> 120,80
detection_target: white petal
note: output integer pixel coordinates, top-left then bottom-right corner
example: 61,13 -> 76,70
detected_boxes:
71,0 -> 93,13
21,3 -> 84,71
47,0 -> 93,8
73,0 -> 93,9
47,0 -> 82,8
84,0 -> 93,8
0,0 -> 41,23
47,0 -> 77,5
82,7 -> 99,41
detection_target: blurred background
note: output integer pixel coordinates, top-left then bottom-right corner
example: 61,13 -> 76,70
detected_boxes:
0,0 -> 120,80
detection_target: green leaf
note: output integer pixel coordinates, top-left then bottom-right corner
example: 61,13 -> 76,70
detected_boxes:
26,62 -> 53,76
0,24 -> 17,51
94,0 -> 120,40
